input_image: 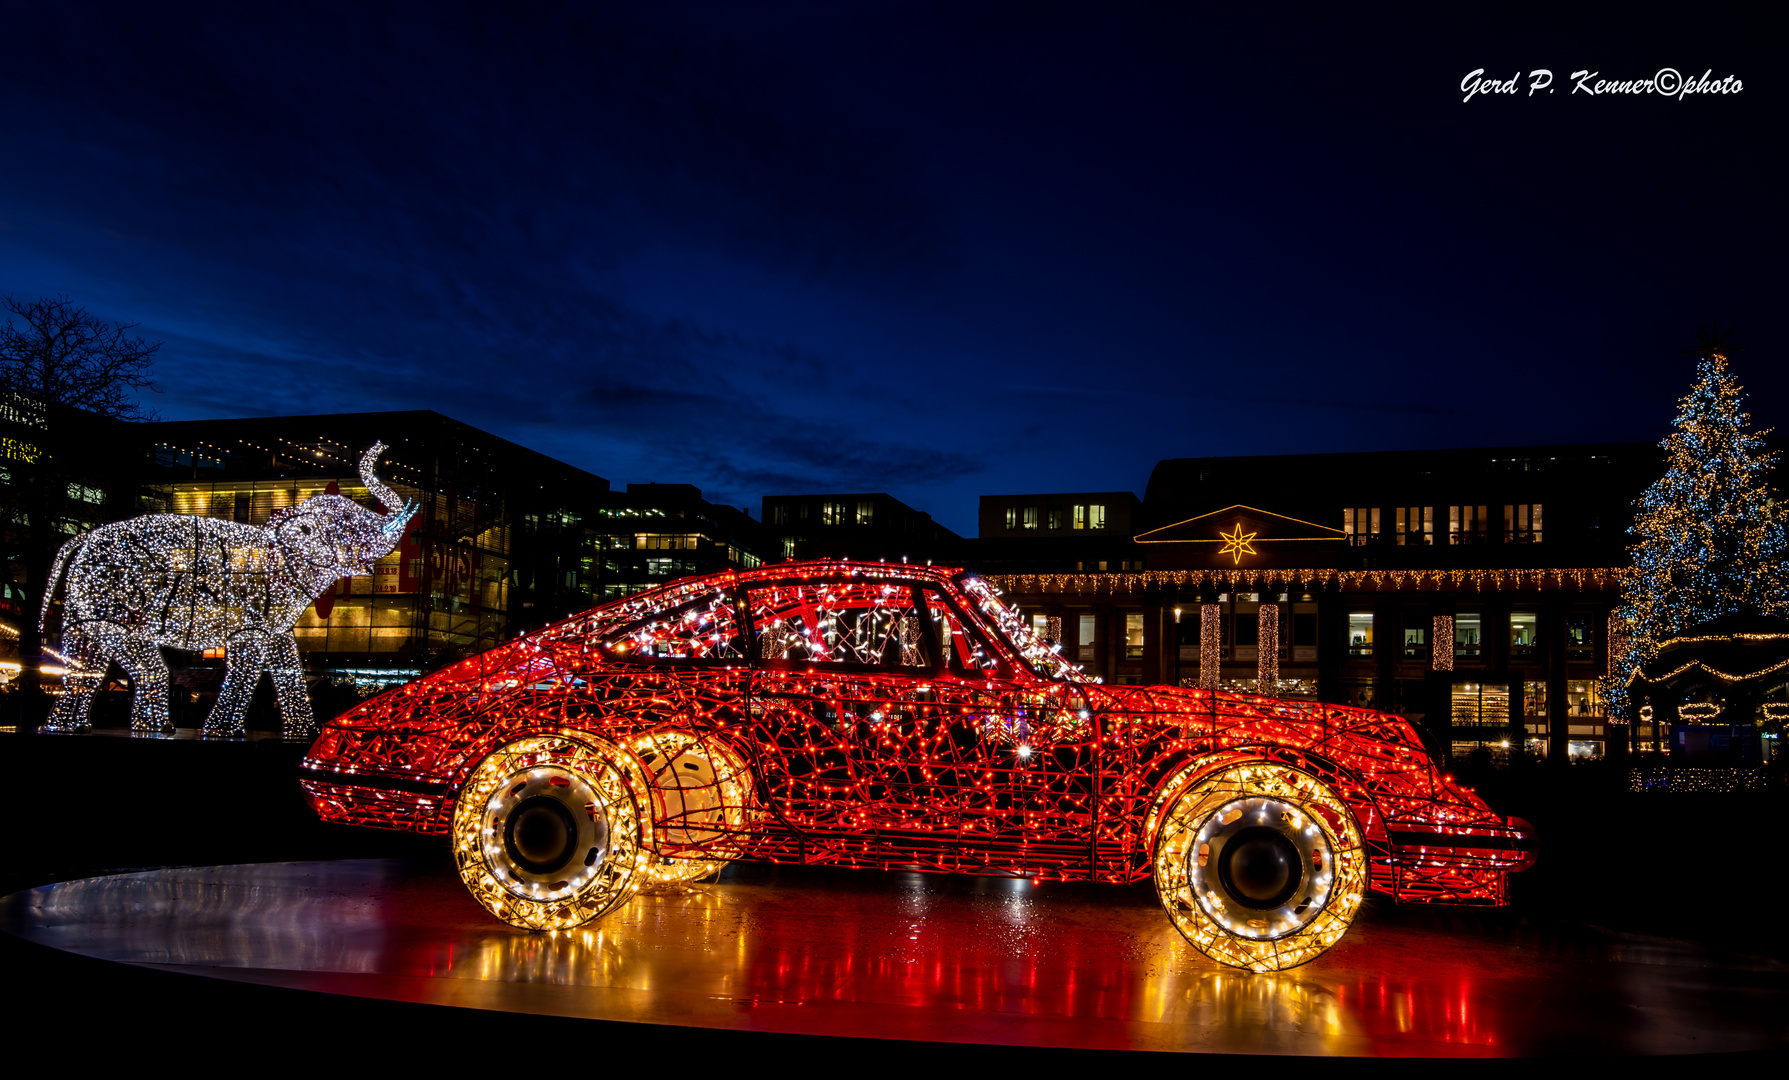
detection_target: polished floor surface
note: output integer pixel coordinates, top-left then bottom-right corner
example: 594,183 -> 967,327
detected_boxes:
4,858 -> 1785,1055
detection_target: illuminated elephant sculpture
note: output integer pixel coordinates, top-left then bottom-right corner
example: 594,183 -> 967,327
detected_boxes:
41,441 -> 417,736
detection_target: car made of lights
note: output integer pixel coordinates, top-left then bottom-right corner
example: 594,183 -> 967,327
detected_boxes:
302,561 -> 1535,971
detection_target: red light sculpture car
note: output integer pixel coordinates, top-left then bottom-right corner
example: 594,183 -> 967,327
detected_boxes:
302,561 -> 1534,971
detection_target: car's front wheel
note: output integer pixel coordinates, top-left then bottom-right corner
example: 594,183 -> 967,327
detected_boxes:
1151,762 -> 1367,972
452,734 -> 643,931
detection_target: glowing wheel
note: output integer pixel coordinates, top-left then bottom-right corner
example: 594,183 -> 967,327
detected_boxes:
1152,762 -> 1366,972
452,735 -> 642,931
633,731 -> 756,886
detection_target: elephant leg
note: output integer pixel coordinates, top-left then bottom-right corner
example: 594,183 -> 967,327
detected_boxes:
267,634 -> 316,739
109,634 -> 172,733
204,637 -> 268,737
43,626 -> 104,732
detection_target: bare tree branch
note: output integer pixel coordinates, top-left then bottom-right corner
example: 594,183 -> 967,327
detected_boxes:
0,294 -> 163,421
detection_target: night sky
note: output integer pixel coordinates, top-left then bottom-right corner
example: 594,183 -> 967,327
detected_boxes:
2,3 -> 1781,533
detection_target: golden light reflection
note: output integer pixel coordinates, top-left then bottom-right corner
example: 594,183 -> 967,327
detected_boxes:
10,863 -> 1704,1055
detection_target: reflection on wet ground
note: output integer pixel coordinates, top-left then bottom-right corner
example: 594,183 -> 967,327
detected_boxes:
3,858 -> 1784,1055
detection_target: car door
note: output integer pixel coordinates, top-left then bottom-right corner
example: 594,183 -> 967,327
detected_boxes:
916,586 -> 1098,877
578,585 -> 756,860
742,577 -> 938,864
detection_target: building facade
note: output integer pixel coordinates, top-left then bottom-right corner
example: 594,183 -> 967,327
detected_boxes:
145,414 -> 766,683
761,492 -> 961,565
586,483 -> 761,601
972,443 -> 1748,765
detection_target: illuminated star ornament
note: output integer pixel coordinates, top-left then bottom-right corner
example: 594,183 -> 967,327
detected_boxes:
1217,523 -> 1258,564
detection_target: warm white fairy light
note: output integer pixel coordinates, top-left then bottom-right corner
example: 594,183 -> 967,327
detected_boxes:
1199,604 -> 1221,689
1432,615 -> 1455,672
1150,759 -> 1366,972
1257,603 -> 1278,693
40,442 -> 416,736
959,577 -> 1084,681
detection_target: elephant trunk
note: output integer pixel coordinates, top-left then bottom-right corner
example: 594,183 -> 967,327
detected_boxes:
359,440 -> 418,554
358,441 -> 403,513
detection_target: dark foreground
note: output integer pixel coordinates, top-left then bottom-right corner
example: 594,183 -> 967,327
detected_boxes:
8,856 -> 1789,1056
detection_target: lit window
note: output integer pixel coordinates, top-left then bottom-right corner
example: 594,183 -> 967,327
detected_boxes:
1005,506 -> 1018,530
1078,614 -> 1097,646
1449,505 -> 1488,545
1510,612 -> 1538,656
1022,506 -> 1039,530
1073,505 -> 1086,530
1342,508 -> 1380,545
856,500 -> 874,525
1347,612 -> 1373,657
1125,612 -> 1144,659
1088,504 -> 1107,530
1047,507 -> 1063,530
1504,503 -> 1543,543
1403,620 -> 1428,658
1455,613 -> 1482,658
1394,506 -> 1432,546
822,501 -> 844,525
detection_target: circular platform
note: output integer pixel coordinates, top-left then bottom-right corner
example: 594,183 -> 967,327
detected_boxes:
3,858 -> 1785,1056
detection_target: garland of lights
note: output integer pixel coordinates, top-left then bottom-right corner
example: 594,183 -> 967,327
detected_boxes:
987,567 -> 1622,595
40,442 -> 416,736
1199,603 -> 1222,689
1257,603 -> 1278,693
302,560 -> 1533,971
1432,615 -> 1454,672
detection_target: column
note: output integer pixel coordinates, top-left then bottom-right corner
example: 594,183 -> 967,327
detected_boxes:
1546,595 -> 1569,766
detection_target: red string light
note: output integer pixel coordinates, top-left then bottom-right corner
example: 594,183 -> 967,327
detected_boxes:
302,560 -> 1533,970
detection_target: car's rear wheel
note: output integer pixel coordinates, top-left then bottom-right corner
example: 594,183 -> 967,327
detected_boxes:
1151,762 -> 1367,972
632,730 -> 755,886
452,735 -> 643,930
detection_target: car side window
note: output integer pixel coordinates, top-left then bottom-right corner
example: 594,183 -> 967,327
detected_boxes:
603,592 -> 749,661
922,590 -> 1004,677
746,582 -> 928,668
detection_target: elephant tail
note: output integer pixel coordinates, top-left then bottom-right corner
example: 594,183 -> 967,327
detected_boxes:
38,532 -> 89,634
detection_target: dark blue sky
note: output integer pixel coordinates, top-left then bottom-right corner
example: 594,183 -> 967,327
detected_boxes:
2,3 -> 1782,533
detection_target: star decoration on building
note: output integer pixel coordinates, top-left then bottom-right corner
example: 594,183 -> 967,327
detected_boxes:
1218,523 -> 1258,564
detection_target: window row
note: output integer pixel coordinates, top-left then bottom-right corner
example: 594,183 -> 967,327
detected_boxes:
1002,503 -> 1108,531
769,501 -> 875,526
1345,610 -> 1596,661
1342,504 -> 1543,545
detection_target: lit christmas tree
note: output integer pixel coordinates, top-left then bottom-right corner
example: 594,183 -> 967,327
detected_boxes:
1608,327 -> 1789,714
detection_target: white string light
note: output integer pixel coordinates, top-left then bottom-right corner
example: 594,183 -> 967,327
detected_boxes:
41,442 -> 416,736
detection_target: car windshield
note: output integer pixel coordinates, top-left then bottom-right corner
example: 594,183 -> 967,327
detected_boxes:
954,576 -> 1086,682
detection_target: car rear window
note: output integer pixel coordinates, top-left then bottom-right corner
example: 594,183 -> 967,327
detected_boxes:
604,594 -> 749,661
